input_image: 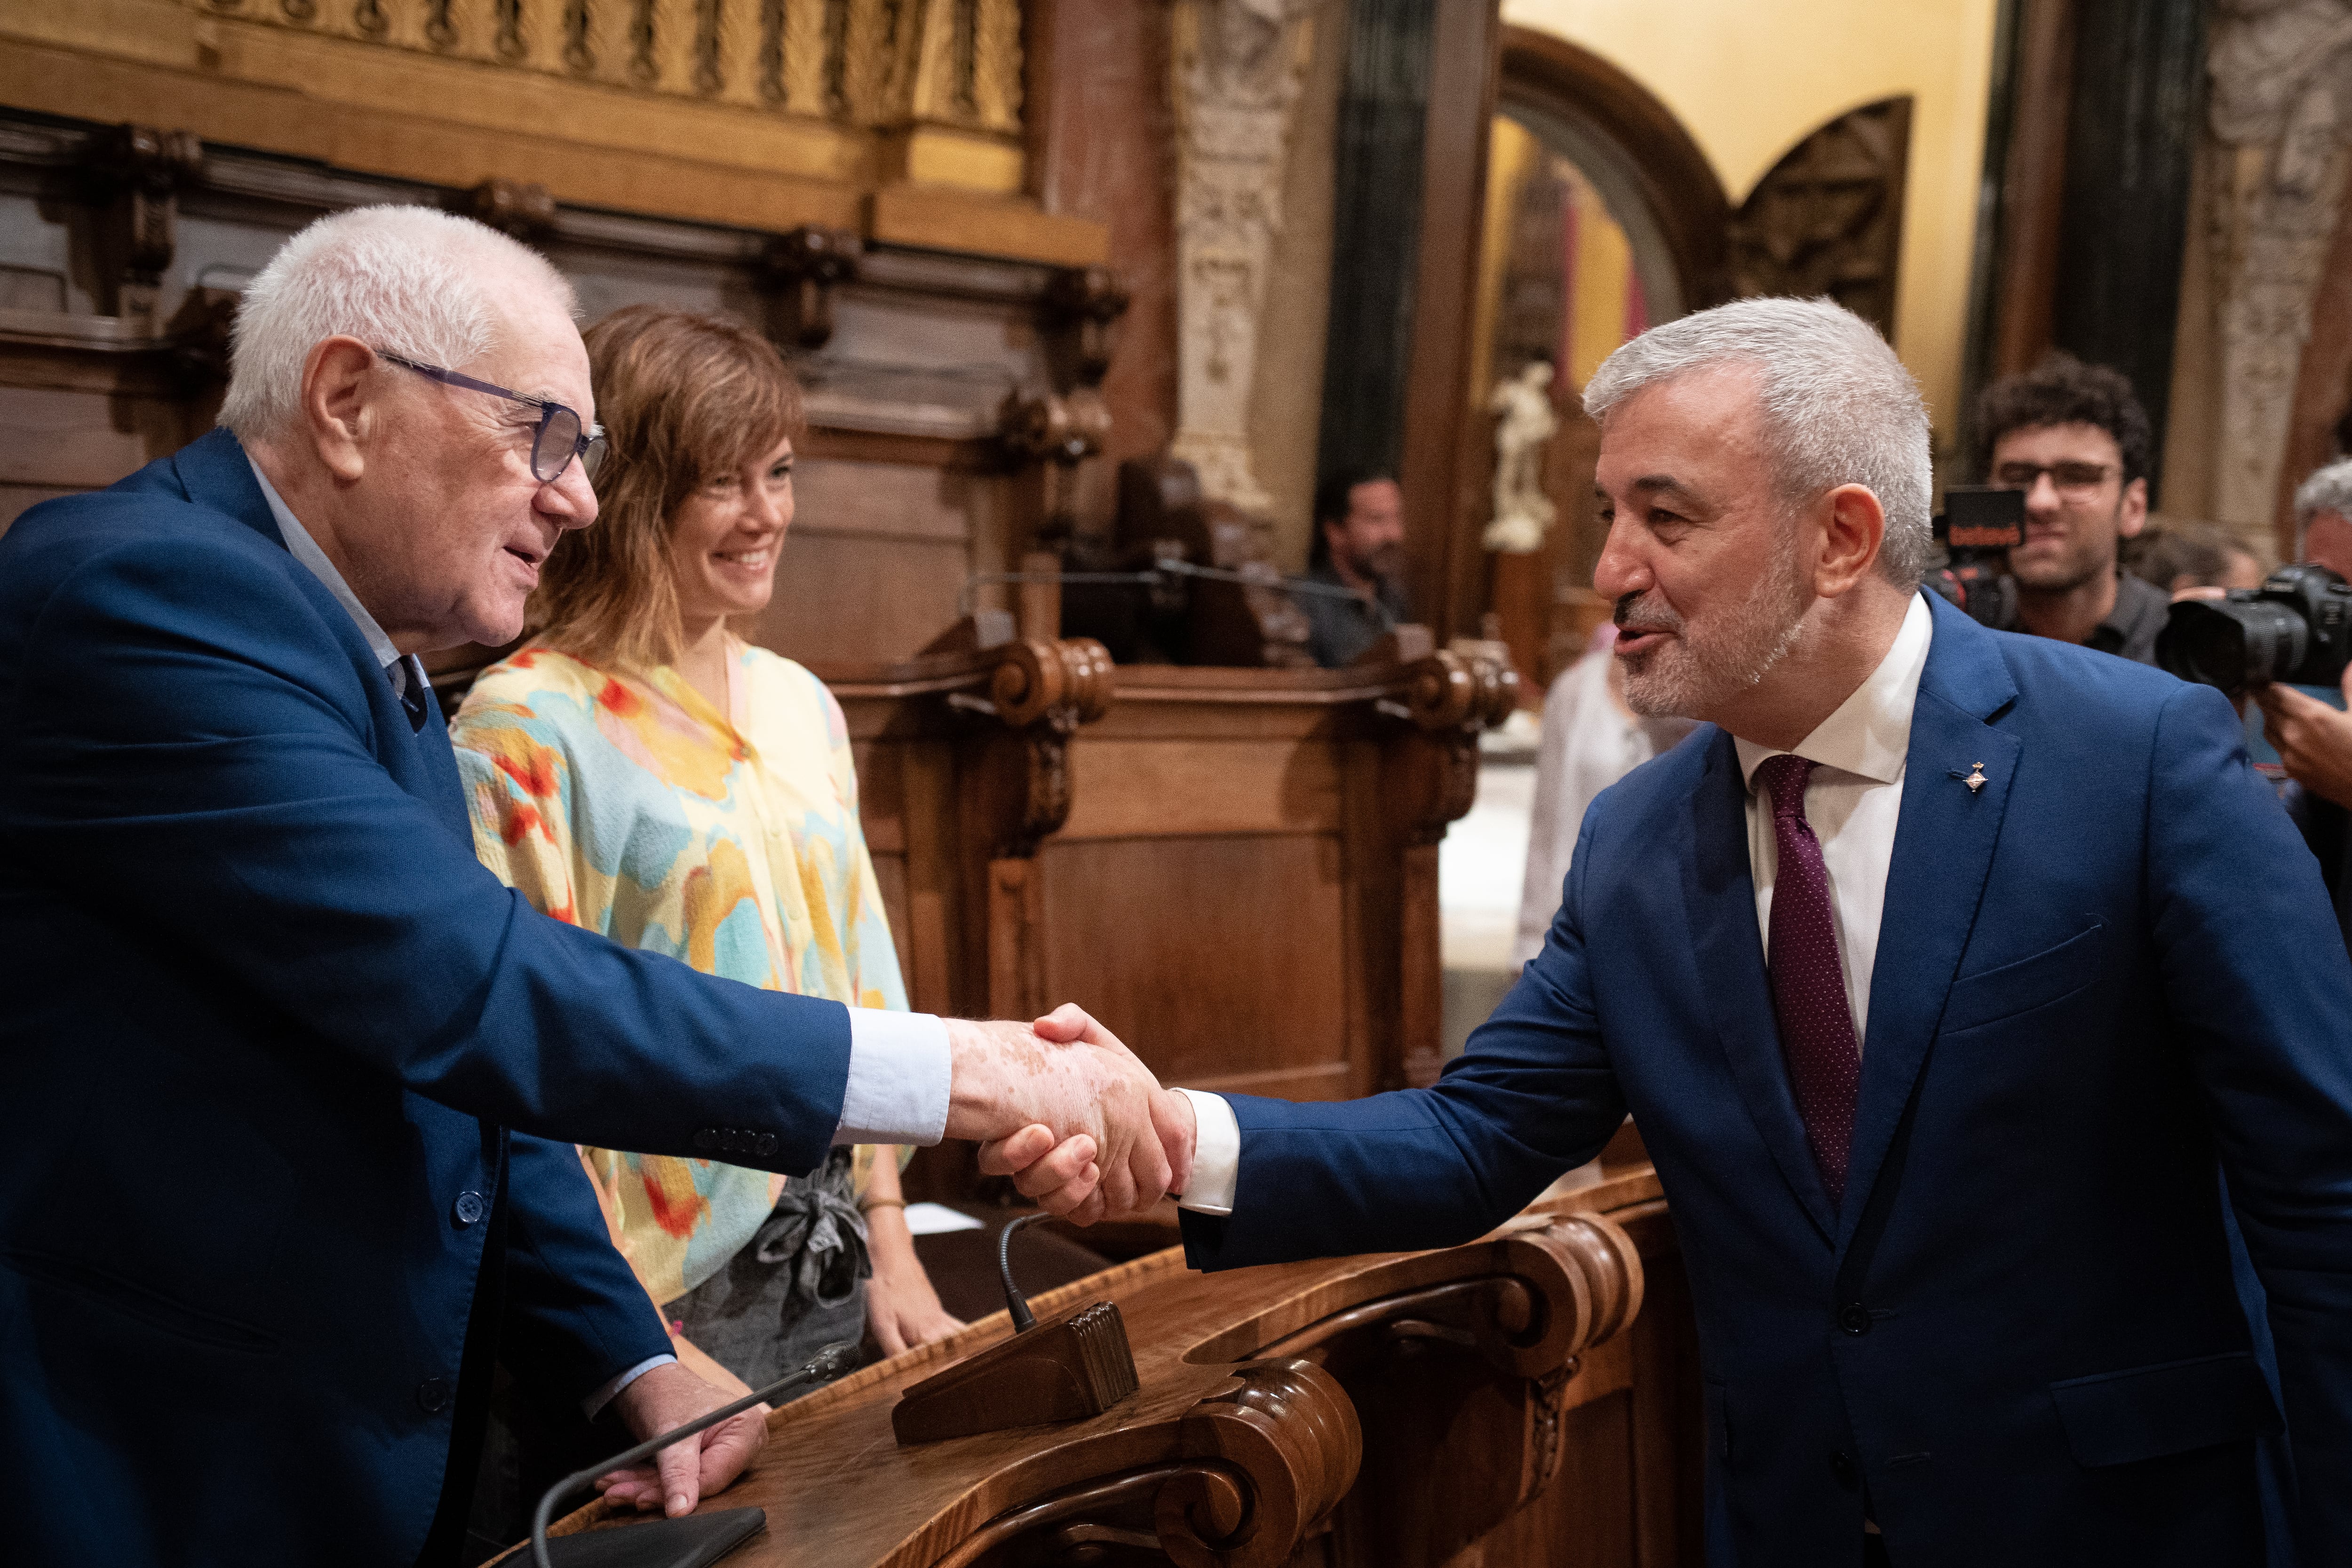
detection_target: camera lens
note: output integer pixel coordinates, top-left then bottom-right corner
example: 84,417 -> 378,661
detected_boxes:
2158,598 -> 2310,695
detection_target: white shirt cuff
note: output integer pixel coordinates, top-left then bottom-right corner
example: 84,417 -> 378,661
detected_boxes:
1174,1088 -> 1239,1216
581,1352 -> 675,1419
835,1009 -> 952,1146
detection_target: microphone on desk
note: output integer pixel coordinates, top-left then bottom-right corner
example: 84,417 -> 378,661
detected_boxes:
998,1211 -> 1050,1330
530,1339 -> 862,1568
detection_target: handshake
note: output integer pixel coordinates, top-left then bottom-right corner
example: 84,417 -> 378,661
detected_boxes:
943,1003 -> 1200,1224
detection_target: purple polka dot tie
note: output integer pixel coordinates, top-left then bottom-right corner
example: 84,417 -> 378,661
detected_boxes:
1755,753 -> 1863,1204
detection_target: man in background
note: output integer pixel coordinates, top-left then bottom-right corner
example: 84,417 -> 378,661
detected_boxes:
1299,469 -> 1410,666
2295,456 -> 2352,581
2254,456 -> 2352,955
1975,353 -> 2166,663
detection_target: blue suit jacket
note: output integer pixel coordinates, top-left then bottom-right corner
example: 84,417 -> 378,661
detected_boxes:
1183,594 -> 2352,1566
0,431 -> 860,1566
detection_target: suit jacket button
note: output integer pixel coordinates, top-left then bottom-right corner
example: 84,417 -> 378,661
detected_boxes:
720,1128 -> 742,1153
693,1127 -> 719,1152
1837,1302 -> 1872,1336
453,1190 -> 486,1227
753,1132 -> 778,1157
417,1377 -> 451,1414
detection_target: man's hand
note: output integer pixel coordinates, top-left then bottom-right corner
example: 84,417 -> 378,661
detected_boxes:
597,1361 -> 766,1518
948,1004 -> 1173,1216
974,1006 -> 1197,1225
2254,672 -> 2352,808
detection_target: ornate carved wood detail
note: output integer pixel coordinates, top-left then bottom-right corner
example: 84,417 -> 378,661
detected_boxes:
1727,97 -> 1914,342
1386,645 -> 1519,848
184,0 -> 1023,137
1001,389 -> 1115,552
756,224 -> 866,348
971,635 -> 1116,858
1044,265 -> 1132,391
80,124 -> 205,323
462,177 -> 557,240
935,1362 -> 1357,1568
2203,0 -> 2352,534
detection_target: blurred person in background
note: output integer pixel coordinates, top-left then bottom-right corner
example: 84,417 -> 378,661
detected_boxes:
2126,521 -> 2267,600
2249,458 -> 2352,955
1975,353 -> 2163,662
1514,621 -> 1695,966
1300,470 -> 1410,667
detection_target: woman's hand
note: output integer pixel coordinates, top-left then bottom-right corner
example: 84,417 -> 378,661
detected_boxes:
865,1235 -> 967,1355
861,1148 -> 966,1357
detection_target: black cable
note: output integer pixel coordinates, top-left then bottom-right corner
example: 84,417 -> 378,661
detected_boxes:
529,1340 -> 861,1568
998,1212 -> 1050,1331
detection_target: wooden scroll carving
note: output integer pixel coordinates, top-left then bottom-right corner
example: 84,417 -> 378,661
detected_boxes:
979,634 -> 1117,858
464,177 -> 557,240
1044,265 -> 1132,390
1001,388 -> 1114,554
1392,645 -> 1521,847
511,1203 -> 1647,1568
81,124 -> 205,323
759,225 -> 866,349
1728,97 -> 1914,342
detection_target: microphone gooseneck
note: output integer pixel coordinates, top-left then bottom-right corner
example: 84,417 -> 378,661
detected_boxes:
529,1339 -> 860,1568
998,1212 -> 1049,1331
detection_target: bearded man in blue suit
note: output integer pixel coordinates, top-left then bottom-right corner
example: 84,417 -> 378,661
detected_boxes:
0,206 -> 1170,1568
1015,300 -> 2352,1565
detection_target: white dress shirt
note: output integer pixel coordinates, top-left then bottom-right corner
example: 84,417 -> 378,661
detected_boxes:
1177,594 -> 1936,1216
250,453 -> 955,1407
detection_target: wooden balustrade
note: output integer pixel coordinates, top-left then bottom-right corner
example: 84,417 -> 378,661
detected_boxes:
177,0 -> 1023,137
498,1151 -> 1702,1568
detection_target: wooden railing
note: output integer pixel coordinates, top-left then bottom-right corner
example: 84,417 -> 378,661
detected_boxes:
182,0 -> 1022,136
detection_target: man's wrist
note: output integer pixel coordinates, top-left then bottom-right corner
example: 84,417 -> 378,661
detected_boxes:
1171,1088 -> 1238,1216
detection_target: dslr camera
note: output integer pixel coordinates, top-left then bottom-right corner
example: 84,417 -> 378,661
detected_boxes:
1927,486 -> 2023,628
2157,563 -> 2352,697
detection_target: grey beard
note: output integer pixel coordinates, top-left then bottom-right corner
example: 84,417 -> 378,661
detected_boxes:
1621,550 -> 1811,720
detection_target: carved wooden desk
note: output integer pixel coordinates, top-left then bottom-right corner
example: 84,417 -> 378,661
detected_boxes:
509,1162 -> 1699,1568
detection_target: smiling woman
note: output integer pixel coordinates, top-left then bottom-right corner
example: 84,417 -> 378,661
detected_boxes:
447,308 -> 966,1448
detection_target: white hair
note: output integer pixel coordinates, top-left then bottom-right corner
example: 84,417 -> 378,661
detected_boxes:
2294,457 -> 2352,547
218,205 -> 577,441
1582,296 -> 1934,591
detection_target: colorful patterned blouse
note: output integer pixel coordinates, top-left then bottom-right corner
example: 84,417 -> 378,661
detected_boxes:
450,640 -> 907,1306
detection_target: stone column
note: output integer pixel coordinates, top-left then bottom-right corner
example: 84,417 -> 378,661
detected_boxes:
2202,0 -> 2352,535
1167,0 -> 1323,513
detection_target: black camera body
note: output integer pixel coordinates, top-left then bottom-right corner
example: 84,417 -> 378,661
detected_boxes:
1927,486 -> 2023,628
2157,563 -> 2352,697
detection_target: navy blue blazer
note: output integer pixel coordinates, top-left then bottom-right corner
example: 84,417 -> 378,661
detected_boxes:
0,431 -> 861,1566
1183,594 -> 2352,1566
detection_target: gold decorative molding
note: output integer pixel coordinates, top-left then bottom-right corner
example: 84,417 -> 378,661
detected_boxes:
0,0 -> 1073,251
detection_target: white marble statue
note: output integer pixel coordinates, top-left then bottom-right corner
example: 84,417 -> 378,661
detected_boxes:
1484,360 -> 1560,554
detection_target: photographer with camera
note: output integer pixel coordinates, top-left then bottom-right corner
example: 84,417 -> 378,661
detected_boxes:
1973,353 -> 2166,661
2220,459 -> 2352,953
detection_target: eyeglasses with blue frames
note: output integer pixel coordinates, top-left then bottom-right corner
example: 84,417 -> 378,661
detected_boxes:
376,350 -> 608,485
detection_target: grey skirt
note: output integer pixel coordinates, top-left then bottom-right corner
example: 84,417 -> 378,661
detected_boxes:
666,1147 -> 870,1395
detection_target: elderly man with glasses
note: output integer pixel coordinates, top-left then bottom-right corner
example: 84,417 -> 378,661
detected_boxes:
1971,352 -> 2168,663
0,206 -> 1170,1568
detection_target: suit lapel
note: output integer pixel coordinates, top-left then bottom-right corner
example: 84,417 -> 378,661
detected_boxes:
1838,598 -> 2021,1248
1682,728 -> 1840,1244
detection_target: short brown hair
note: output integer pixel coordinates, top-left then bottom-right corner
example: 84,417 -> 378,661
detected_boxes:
1974,351 -> 2151,486
530,304 -> 804,669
